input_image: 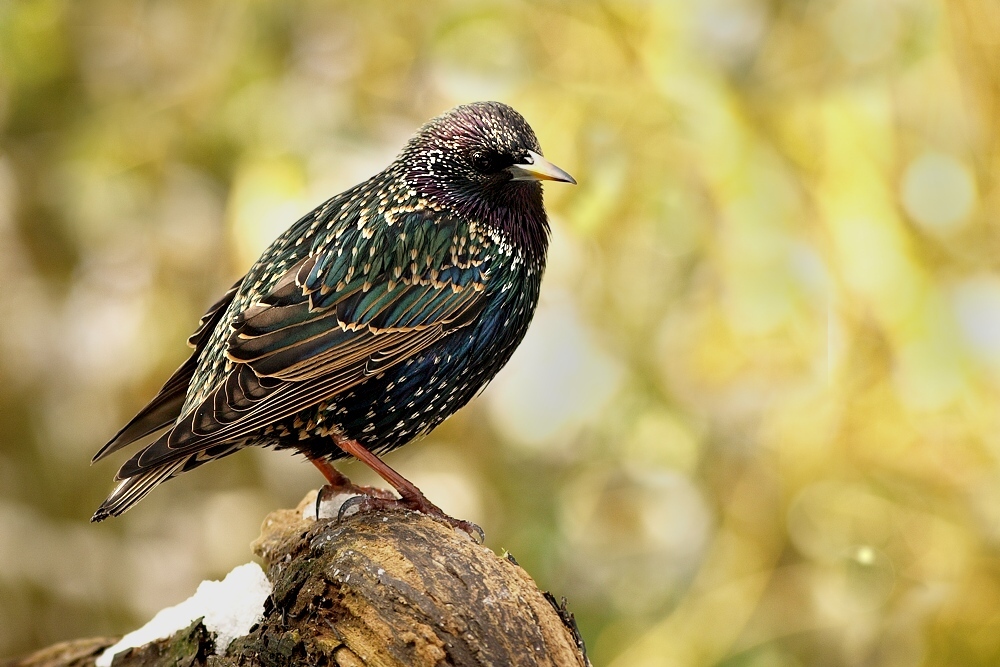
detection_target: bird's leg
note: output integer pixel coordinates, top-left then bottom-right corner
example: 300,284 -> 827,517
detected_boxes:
331,437 -> 485,542
331,438 -> 438,509
307,455 -> 355,490
304,453 -> 394,519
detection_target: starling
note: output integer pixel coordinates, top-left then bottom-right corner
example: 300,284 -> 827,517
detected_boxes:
91,101 -> 575,531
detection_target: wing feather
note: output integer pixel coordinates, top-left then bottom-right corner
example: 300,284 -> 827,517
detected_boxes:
113,209 -> 491,480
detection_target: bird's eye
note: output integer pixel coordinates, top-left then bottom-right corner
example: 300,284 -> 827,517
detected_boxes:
471,151 -> 504,173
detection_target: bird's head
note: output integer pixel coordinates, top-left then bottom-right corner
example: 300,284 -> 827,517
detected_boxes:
400,102 -> 574,252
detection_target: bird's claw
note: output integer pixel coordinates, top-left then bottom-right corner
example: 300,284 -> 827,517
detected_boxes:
336,494 -> 370,521
334,493 -> 485,544
450,518 -> 486,544
315,482 -> 395,520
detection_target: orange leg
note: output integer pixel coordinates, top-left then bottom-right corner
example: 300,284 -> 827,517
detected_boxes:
304,452 -> 395,501
329,436 -> 484,542
307,455 -> 355,489
332,438 -> 441,511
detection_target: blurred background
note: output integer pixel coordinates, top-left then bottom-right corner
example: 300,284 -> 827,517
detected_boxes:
1,0 -> 999,664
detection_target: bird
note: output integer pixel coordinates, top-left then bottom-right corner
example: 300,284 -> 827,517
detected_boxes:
91,101 -> 575,534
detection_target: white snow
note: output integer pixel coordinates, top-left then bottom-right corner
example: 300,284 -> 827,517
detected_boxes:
96,562 -> 271,667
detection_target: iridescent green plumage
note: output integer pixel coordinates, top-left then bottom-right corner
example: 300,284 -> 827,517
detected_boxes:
92,101 -> 573,521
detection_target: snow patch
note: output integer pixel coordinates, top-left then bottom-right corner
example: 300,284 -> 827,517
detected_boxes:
96,562 -> 271,667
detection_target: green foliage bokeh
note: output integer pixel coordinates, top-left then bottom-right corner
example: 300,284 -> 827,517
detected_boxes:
2,1 -> 1000,665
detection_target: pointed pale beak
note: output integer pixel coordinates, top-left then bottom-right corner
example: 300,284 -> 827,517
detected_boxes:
507,150 -> 577,184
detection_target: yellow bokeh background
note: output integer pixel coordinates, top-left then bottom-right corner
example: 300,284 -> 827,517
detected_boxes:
3,1 -> 1000,664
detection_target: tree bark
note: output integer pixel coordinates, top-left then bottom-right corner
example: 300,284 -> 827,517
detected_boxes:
4,493 -> 590,667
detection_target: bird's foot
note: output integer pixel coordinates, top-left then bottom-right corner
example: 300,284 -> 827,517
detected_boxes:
313,482 -> 395,520
337,493 -> 485,544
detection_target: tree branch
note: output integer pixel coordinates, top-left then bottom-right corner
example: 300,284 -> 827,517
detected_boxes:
4,494 -> 590,667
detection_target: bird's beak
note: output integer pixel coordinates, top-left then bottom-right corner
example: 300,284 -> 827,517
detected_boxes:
507,150 -> 577,184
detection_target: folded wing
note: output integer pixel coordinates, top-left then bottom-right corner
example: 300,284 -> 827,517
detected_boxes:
119,216 -> 489,477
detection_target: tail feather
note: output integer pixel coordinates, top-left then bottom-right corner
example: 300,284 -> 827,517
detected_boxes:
91,442 -> 245,521
91,459 -> 187,522
92,278 -> 246,521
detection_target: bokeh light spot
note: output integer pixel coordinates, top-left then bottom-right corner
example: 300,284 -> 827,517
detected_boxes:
952,276 -> 1000,370
901,152 -> 977,233
486,297 -> 624,450
228,157 -> 308,266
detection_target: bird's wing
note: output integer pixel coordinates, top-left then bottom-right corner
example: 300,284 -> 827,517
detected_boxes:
116,210 -> 491,478
92,279 -> 244,463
